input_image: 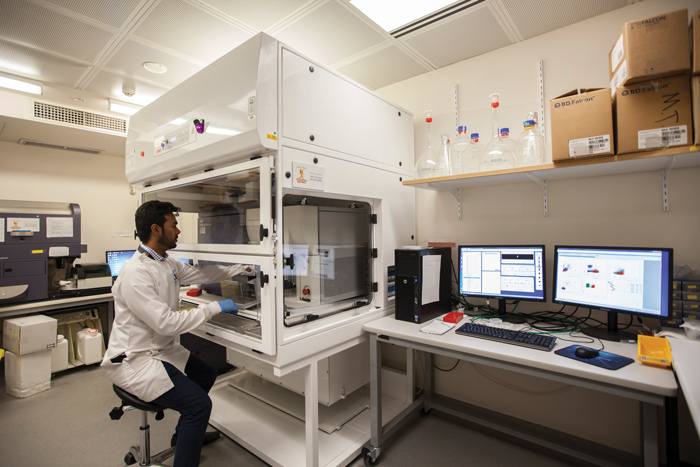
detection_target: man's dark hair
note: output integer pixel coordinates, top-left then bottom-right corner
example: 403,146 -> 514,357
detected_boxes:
135,201 -> 180,243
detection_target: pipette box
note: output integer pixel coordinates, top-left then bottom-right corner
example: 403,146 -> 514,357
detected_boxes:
638,335 -> 672,368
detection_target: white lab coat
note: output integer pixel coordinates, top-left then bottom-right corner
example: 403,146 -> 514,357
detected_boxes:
101,251 -> 248,402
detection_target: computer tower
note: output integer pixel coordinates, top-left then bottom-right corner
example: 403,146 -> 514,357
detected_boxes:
395,247 -> 451,323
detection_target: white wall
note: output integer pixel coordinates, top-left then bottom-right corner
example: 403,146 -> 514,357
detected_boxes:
0,141 -> 138,264
376,0 -> 700,461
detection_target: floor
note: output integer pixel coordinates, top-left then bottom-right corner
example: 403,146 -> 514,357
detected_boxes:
0,362 -> 577,467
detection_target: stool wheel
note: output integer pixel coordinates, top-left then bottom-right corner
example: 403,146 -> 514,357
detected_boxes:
124,452 -> 136,465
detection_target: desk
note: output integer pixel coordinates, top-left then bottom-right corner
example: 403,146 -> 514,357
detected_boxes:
363,316 -> 677,467
0,294 -> 114,338
668,337 -> 700,437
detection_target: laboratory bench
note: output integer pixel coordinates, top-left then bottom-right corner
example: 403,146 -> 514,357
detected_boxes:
363,315 -> 685,467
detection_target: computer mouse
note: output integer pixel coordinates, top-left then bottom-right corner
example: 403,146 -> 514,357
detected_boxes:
575,346 -> 599,359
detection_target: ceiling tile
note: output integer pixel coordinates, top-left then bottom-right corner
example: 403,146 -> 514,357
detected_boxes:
45,0 -> 143,28
274,1 -> 387,66
201,0 -> 311,31
401,4 -> 513,68
132,0 -> 253,63
501,0 -> 630,40
102,39 -> 203,87
0,0 -> 116,63
337,44 -> 429,90
84,69 -> 169,107
0,39 -> 89,86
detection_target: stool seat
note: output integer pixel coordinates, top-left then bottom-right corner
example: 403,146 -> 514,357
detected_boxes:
113,385 -> 165,413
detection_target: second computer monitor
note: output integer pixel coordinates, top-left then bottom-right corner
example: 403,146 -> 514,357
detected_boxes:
459,245 -> 546,319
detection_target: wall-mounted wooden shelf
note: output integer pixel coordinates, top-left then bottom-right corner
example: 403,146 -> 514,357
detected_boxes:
403,146 -> 700,217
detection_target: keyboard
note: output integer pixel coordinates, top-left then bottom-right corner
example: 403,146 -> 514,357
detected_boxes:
455,322 -> 556,351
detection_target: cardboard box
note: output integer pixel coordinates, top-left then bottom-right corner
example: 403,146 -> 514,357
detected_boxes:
614,74 -> 693,154
693,10 -> 700,75
3,315 -> 57,356
609,9 -> 690,95
550,89 -> 614,162
4,350 -> 51,398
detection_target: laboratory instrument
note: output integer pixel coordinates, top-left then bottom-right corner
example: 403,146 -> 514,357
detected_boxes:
124,32 -> 416,466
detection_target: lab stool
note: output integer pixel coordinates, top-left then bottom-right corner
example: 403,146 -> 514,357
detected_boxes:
109,384 -> 176,466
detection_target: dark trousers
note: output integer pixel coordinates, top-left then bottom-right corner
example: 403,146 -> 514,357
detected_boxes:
153,353 -> 217,467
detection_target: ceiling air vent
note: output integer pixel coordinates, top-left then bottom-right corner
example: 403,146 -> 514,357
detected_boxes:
33,101 -> 127,134
18,138 -> 104,154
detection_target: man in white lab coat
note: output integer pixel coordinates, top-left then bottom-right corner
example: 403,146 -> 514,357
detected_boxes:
102,200 -> 252,466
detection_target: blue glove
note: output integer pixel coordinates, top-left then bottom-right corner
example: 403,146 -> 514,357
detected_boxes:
217,299 -> 238,315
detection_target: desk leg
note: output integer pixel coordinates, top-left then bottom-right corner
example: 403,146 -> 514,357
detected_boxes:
305,360 -> 319,467
366,333 -> 383,464
424,352 -> 433,398
640,401 -> 658,467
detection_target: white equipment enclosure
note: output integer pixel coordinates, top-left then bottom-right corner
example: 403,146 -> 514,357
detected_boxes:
125,33 -> 415,466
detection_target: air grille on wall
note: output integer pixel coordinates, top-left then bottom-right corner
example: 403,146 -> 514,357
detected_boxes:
18,138 -> 104,154
33,102 -> 128,134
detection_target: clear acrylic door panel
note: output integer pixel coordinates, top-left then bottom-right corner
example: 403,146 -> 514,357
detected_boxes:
178,252 -> 276,355
140,157 -> 273,256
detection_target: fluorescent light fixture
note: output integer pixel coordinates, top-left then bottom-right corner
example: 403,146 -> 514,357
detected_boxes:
351,0 -> 457,32
205,126 -> 240,136
169,118 -> 188,126
0,72 -> 42,95
109,99 -> 142,116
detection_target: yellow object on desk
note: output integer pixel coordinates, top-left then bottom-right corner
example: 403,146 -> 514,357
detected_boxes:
638,335 -> 672,368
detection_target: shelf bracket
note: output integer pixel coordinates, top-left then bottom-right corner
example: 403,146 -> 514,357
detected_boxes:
662,155 -> 676,212
526,172 -> 548,216
451,188 -> 462,220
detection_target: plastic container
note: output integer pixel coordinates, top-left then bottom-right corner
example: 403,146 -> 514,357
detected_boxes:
51,334 -> 70,373
462,133 -> 484,174
76,328 -> 103,365
516,118 -> 545,167
637,335 -> 672,368
416,110 -> 437,179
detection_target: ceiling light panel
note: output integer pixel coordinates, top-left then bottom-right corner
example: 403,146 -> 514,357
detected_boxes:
0,39 -> 88,87
0,0 -> 116,63
337,44 -> 430,90
401,4 -> 512,68
103,40 -> 202,87
501,0 -> 629,40
132,0 -> 252,63
43,0 -> 143,28
275,1 -> 387,66
201,0 -> 309,31
351,0 -> 458,32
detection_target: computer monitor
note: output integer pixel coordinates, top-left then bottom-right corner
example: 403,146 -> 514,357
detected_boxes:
552,246 -> 672,342
105,250 -> 136,278
458,245 -> 546,323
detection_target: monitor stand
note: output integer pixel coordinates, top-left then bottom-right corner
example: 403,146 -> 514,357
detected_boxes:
582,311 -> 637,342
495,299 -> 526,324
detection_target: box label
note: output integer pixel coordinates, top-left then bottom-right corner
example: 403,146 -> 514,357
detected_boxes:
611,35 -> 624,72
569,135 -> 611,157
638,125 -> 687,149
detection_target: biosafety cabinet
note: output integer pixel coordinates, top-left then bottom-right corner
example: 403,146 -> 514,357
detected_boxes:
125,33 -> 415,466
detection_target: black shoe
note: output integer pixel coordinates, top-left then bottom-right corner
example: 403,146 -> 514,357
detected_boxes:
171,430 -> 220,447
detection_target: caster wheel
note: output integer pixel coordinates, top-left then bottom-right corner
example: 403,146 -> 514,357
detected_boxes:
124,452 -> 136,465
419,407 -> 431,417
364,452 -> 378,467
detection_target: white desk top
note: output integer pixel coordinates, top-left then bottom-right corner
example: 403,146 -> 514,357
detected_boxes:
0,293 -> 113,316
364,315 -> 678,398
669,336 -> 700,435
